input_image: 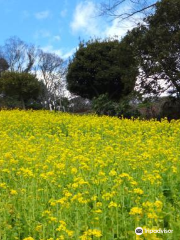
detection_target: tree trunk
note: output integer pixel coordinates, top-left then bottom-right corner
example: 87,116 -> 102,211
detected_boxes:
21,97 -> 26,110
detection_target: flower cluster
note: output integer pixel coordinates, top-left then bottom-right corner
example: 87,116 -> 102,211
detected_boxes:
0,110 -> 179,239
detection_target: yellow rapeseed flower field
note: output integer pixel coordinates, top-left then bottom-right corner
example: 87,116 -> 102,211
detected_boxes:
0,110 -> 180,240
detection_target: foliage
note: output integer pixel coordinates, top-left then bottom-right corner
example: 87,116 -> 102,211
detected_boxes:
0,57 -> 9,75
116,95 -> 141,119
0,37 -> 67,111
0,71 -> 44,109
126,0 -> 180,98
0,95 -> 21,109
92,92 -> 141,118
67,38 -> 138,101
160,97 -> 180,120
0,110 -> 180,239
92,94 -> 117,116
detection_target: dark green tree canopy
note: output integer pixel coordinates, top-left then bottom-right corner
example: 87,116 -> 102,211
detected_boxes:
66,39 -> 138,101
126,0 -> 180,98
0,72 -> 43,109
0,57 -> 9,74
146,0 -> 180,97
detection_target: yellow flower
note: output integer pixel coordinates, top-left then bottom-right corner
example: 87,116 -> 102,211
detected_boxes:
129,207 -> 143,215
56,197 -> 66,205
49,217 -> 58,222
142,201 -> 154,208
63,190 -> 72,197
4,152 -> 12,159
66,229 -> 74,237
147,212 -> 158,219
1,110 -> 180,239
94,209 -> 102,213
102,192 -> 113,200
23,237 -> 35,240
154,200 -> 163,211
108,201 -> 118,208
71,167 -> 78,174
35,225 -> 42,232
91,229 -> 102,237
0,183 -> 7,189
82,229 -> 102,238
42,210 -> 51,216
130,181 -> 138,186
119,173 -> 130,178
134,188 -> 144,195
96,202 -> 102,207
172,166 -> 177,173
91,195 -> 97,201
56,236 -> 65,240
109,169 -> 117,176
79,236 -> 92,240
56,220 -> 67,231
10,189 -> 18,195
72,182 -> 79,189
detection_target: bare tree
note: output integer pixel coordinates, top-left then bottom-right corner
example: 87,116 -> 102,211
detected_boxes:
37,50 -> 66,110
99,0 -> 157,21
0,36 -> 37,73
0,37 -> 68,111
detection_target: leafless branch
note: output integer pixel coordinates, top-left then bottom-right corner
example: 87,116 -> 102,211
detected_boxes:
99,0 -> 157,21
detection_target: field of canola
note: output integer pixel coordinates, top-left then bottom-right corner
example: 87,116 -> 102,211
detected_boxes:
0,110 -> 180,240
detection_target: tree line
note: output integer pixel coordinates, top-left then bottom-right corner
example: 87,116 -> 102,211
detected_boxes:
67,0 -> 180,119
0,36 -> 67,110
0,0 -> 180,119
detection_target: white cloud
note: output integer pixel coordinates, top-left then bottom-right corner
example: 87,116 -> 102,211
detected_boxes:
104,18 -> 139,39
103,2 -> 144,39
70,1 -> 142,39
41,45 -> 77,59
70,1 -> 101,36
41,45 -> 62,55
62,47 -> 77,59
35,10 -> 50,20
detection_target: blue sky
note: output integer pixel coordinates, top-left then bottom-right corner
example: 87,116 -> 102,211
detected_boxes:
0,0 -> 140,59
